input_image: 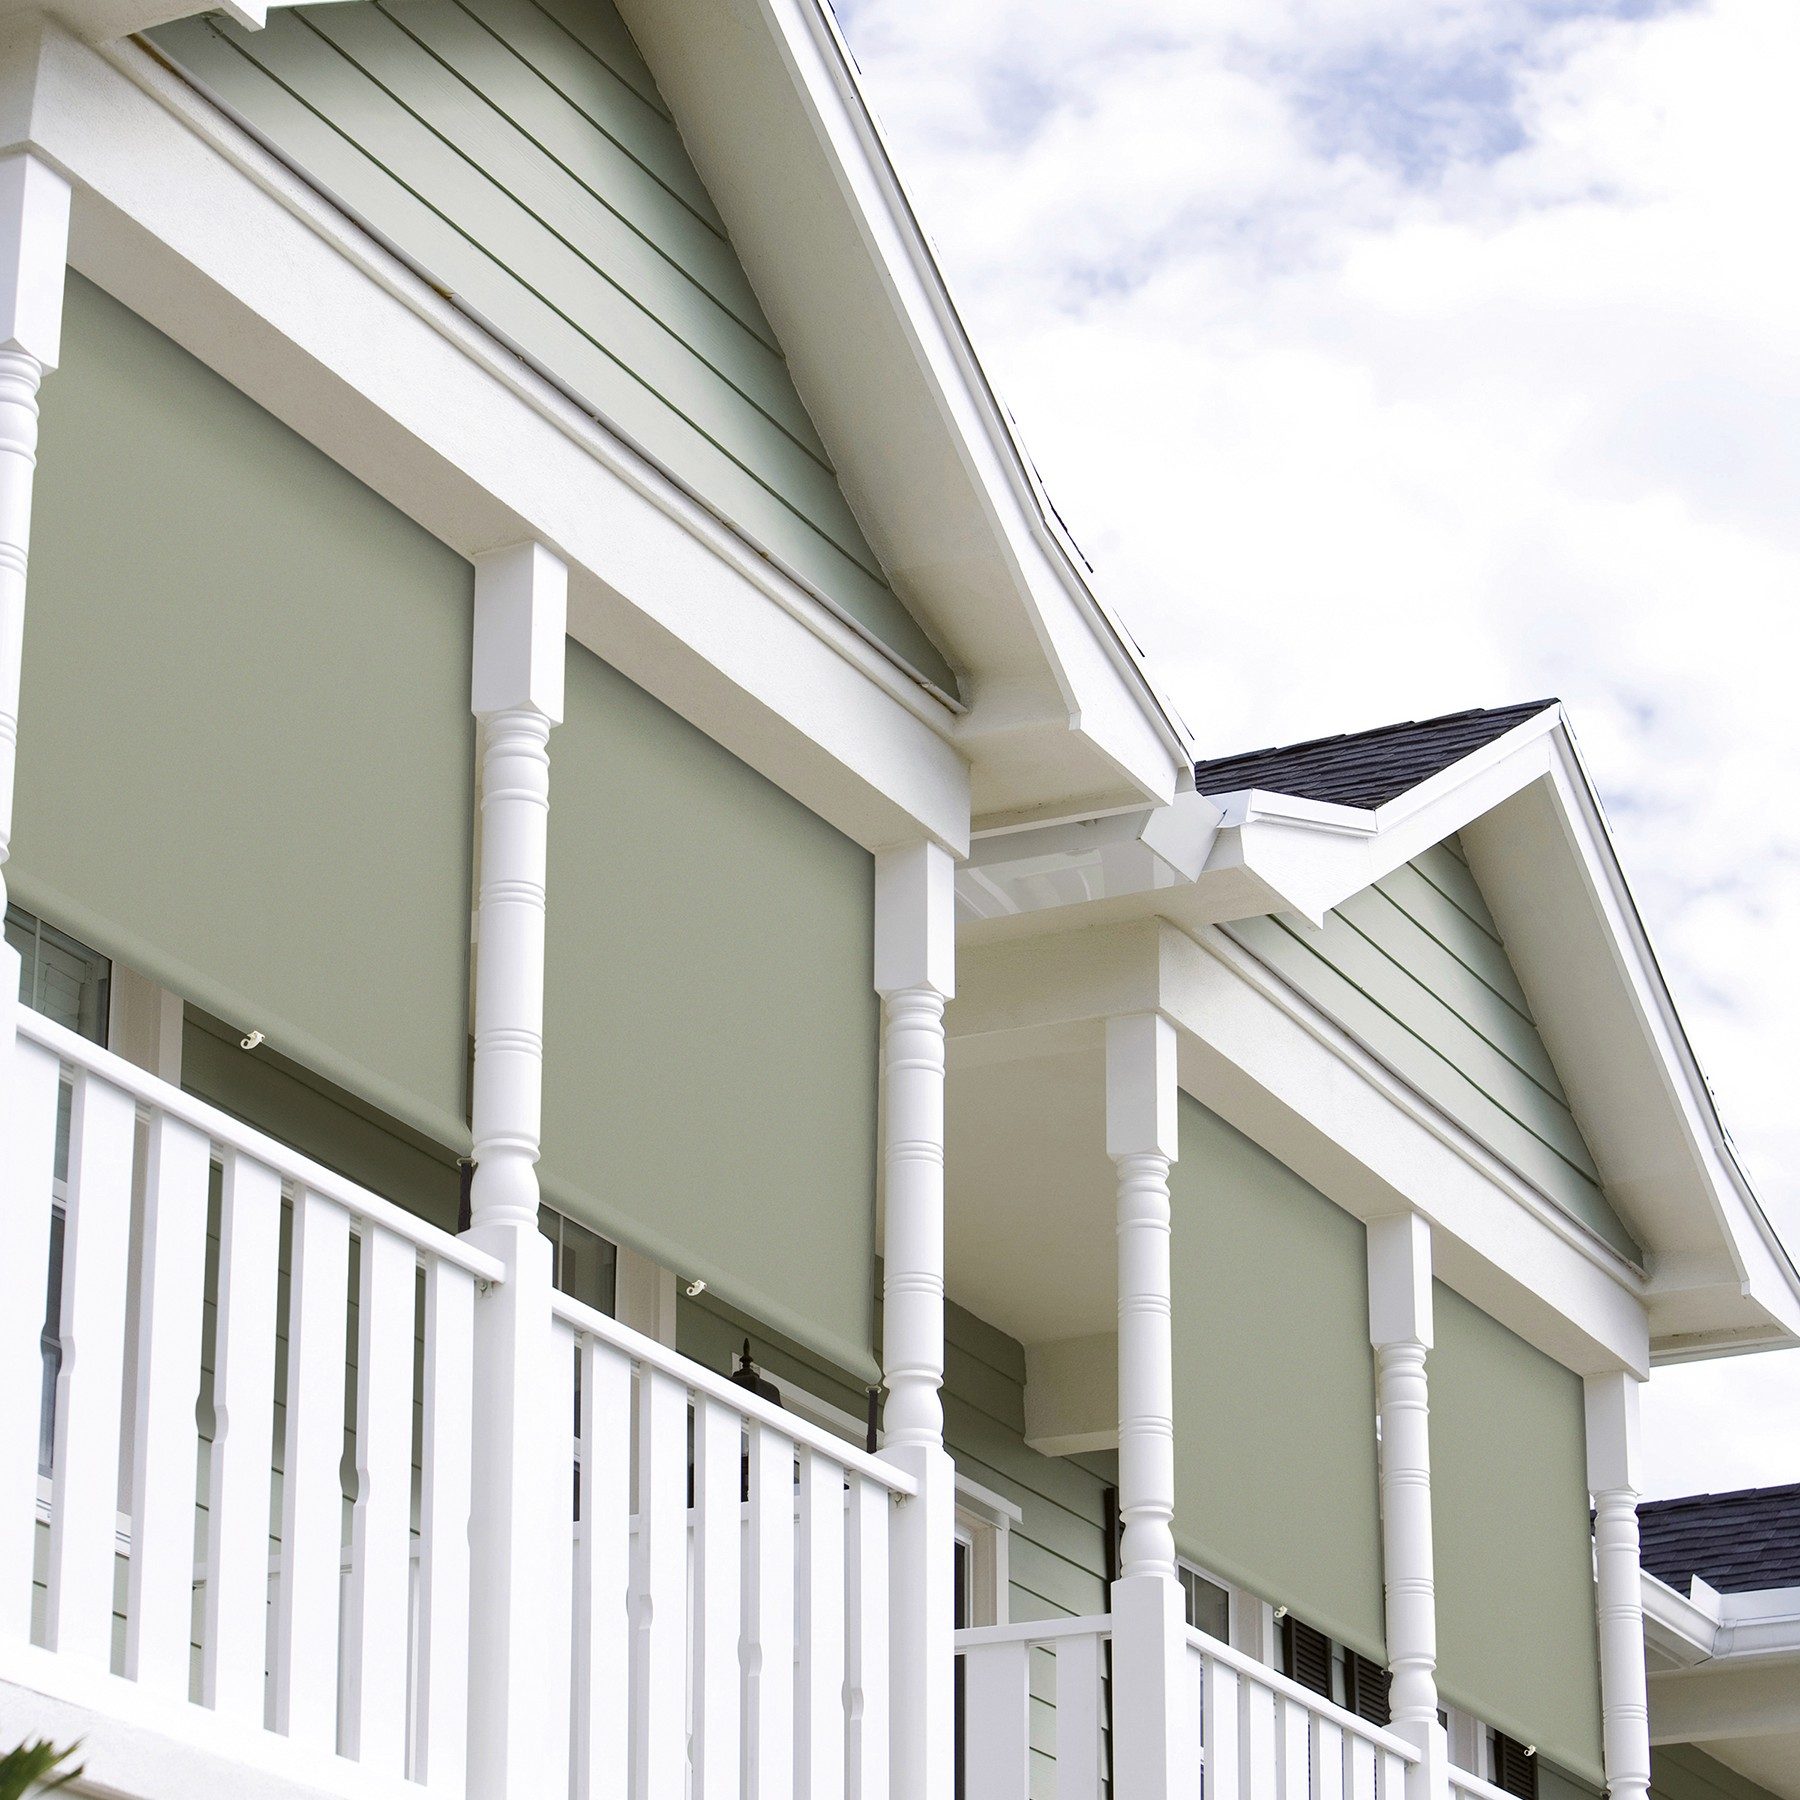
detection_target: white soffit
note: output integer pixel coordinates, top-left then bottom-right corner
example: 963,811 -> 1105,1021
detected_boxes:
614,0 -> 1193,823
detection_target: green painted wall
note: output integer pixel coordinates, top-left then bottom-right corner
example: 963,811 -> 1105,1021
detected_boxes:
149,0 -> 955,696
1226,836 -> 1639,1261
678,1287 -> 1113,1798
1652,1745 -> 1784,1800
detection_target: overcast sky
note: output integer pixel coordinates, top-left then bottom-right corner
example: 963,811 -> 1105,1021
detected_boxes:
833,0 -> 1800,1499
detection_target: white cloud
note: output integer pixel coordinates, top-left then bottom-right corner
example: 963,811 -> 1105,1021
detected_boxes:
836,0 -> 1800,1497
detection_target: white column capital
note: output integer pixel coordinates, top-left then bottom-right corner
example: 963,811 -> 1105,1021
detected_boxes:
1368,1210 -> 1434,1349
0,151 -> 70,369
874,839 -> 955,998
1105,1011 -> 1177,1161
472,541 -> 567,722
1584,1368 -> 1642,1496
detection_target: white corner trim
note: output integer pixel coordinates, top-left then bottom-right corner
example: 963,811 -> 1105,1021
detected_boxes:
1209,789 -> 1378,837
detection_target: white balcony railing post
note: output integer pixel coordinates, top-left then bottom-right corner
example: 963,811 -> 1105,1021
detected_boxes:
1106,1012 -> 1188,1800
1586,1371 -> 1651,1800
875,839 -> 957,1800
463,542 -> 568,1800
1367,1213 -> 1452,1800
0,148 -> 69,1647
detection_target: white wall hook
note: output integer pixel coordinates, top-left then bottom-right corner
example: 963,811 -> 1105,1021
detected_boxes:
684,1278 -> 708,1298
239,1029 -> 265,1051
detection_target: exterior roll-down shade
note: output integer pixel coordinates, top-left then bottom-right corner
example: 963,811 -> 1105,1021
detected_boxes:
1431,1282 -> 1605,1783
16,275 -> 476,1150
541,641 -> 880,1379
1169,1093 -> 1387,1662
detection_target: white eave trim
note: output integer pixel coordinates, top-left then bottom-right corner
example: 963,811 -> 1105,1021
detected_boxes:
1643,1569 -> 1800,1668
784,0 -> 1194,769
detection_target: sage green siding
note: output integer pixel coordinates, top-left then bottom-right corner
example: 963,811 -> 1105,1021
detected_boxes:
20,275 -> 474,1149
1652,1746 -> 1784,1800
1431,1282 -> 1605,1783
1170,1094 -> 1387,1661
544,640 -> 879,1379
1226,837 -> 1639,1261
149,0 -> 955,696
678,1289 -> 1113,1799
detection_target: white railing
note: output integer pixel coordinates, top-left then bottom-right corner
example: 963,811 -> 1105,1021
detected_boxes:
0,1010 -> 501,1796
955,1614 -> 1111,1799
547,1290 -> 916,1798
1185,1626 -> 1418,1800
1450,1770 -> 1517,1800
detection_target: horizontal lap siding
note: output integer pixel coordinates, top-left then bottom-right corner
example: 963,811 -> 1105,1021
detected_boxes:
147,0 -> 956,695
1227,838 -> 1640,1261
678,1290 -> 1112,1800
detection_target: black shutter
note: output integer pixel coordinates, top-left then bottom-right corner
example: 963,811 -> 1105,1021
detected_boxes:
1280,1615 -> 1334,1699
1345,1652 -> 1392,1727
1492,1734 -> 1538,1799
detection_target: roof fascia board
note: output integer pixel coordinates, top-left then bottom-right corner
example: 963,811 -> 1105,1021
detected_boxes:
13,21 -> 972,854
617,0 -> 1190,812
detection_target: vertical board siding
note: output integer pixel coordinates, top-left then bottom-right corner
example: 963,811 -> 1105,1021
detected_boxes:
147,0 -> 957,696
1226,838 -> 1640,1261
678,1290 -> 1113,1800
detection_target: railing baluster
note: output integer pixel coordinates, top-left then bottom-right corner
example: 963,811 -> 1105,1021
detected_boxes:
125,1112 -> 212,1695
1377,1748 -> 1408,1798
797,1445 -> 846,1799
1201,1655 -> 1240,1799
417,1257 -> 475,1792
1312,1713 -> 1346,1800
1243,1677 -> 1279,1797
44,1069 -> 136,1665
961,1639 -> 1032,1800
1347,1734 -> 1377,1800
1055,1631 -> 1107,1800
692,1394 -> 743,1799
633,1367 -> 687,1800
273,1186 -> 351,1751
0,1038 -> 59,1643
544,1324 -> 577,1798
744,1420 -> 794,1800
203,1152 -> 283,1725
576,1333 -> 632,1800
343,1224 -> 417,1772
845,1474 -> 890,1800
1276,1691 -> 1310,1800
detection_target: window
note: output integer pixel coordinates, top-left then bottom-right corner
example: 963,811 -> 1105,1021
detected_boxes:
1179,1558 -> 1233,1644
7,903 -> 111,1044
539,1205 -> 618,1315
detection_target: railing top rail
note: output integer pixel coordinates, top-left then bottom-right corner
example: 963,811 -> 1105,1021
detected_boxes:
549,1288 -> 917,1498
18,1010 -> 504,1284
1450,1772 -> 1518,1800
955,1615 -> 1113,1650
1183,1626 -> 1422,1763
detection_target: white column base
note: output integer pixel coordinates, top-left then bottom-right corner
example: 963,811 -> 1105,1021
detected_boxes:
1110,1573 -> 1188,1800
883,1440 -> 956,1800
1392,1715 -> 1453,1800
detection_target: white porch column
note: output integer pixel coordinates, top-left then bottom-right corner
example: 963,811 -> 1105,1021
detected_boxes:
0,152 -> 70,987
875,838 -> 956,1800
1586,1371 -> 1651,1800
1106,1011 -> 1186,1800
1367,1212 -> 1451,1800
463,541 -> 567,1800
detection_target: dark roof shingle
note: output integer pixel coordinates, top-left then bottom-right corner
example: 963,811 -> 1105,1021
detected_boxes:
1638,1482 -> 1800,1595
1192,700 -> 1559,812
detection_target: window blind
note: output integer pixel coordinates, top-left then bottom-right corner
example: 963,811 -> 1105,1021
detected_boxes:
1169,1095 -> 1387,1662
1430,1283 -> 1605,1783
16,276 -> 475,1150
538,641 -> 879,1379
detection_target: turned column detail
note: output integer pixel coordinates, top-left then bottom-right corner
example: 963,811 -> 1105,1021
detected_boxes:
1587,1372 -> 1652,1800
1368,1212 -> 1451,1800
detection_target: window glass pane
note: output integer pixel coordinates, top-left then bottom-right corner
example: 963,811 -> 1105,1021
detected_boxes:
539,1205 -> 619,1316
1180,1563 -> 1231,1641
7,903 -> 110,1044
